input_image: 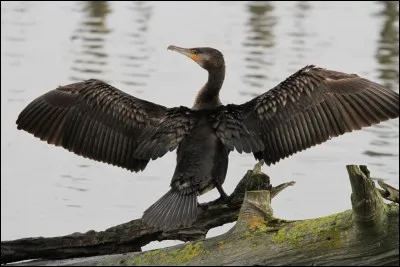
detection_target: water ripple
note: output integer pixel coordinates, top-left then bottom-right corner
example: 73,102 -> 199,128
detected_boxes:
241,1 -> 277,94
374,1 -> 399,89
69,1 -> 111,82
115,1 -> 152,89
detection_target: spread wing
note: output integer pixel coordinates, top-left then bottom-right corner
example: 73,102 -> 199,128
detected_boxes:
212,65 -> 399,165
16,79 -> 198,172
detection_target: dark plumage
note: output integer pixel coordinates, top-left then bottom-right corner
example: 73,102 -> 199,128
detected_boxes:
16,45 -> 399,230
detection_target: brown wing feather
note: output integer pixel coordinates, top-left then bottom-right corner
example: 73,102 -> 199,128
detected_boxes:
133,106 -> 200,160
16,79 -> 193,172
215,65 -> 399,165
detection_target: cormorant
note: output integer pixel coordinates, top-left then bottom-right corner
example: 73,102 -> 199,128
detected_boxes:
16,45 -> 399,230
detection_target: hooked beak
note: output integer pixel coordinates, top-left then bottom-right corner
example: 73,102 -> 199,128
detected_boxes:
167,45 -> 200,63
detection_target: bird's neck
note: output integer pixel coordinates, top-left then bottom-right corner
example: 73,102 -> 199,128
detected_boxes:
193,65 -> 225,110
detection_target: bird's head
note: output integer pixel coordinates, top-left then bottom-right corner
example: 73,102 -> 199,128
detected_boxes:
167,45 -> 225,70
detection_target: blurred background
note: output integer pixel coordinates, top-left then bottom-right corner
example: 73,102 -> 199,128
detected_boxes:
1,1 -> 399,251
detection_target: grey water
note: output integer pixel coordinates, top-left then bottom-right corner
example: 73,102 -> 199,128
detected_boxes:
1,1 -> 399,251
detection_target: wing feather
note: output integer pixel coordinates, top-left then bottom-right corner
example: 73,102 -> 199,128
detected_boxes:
16,79 -> 197,172
213,66 -> 399,165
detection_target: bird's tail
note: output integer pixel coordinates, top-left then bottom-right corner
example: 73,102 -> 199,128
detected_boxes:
142,189 -> 198,230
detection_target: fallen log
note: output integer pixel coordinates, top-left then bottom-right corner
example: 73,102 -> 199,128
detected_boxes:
1,164 -> 398,266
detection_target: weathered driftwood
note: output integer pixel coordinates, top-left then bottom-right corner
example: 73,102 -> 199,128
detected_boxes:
2,164 -> 398,266
374,178 -> 399,203
1,161 -> 294,265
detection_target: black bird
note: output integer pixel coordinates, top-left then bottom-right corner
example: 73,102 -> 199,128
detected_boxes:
16,45 -> 399,230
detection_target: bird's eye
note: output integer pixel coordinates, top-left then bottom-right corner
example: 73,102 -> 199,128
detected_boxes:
191,50 -> 198,55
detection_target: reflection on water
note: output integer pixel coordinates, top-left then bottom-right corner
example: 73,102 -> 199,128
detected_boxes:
70,1 -> 111,82
363,150 -> 395,157
364,1 -> 399,160
68,1 -> 153,91
116,1 -> 152,90
287,1 -> 311,69
2,2 -> 32,103
241,1 -> 276,95
375,1 -> 399,89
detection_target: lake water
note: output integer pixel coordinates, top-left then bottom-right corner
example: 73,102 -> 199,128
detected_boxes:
1,1 -> 399,252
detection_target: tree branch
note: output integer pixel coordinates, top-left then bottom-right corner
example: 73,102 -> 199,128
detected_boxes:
375,178 -> 399,203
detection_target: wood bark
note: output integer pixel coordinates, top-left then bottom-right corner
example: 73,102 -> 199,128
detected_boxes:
1,163 -> 398,266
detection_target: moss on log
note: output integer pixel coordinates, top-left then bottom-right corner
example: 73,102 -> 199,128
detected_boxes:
2,164 -> 399,266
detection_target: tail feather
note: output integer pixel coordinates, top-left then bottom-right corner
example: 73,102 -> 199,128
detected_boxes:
146,190 -> 177,227
142,189 -> 198,230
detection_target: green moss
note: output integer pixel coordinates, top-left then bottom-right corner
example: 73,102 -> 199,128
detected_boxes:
239,216 -> 276,238
272,210 -> 353,249
116,241 -> 207,266
249,222 -> 274,236
272,228 -> 287,244
388,203 -> 399,212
